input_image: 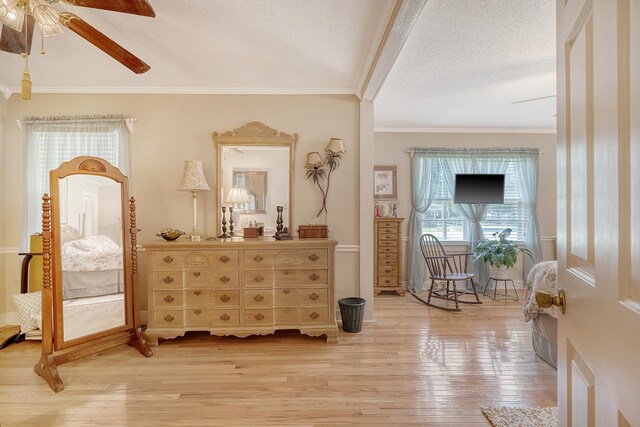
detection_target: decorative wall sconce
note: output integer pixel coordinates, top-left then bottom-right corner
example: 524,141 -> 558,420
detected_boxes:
304,138 -> 346,220
177,160 -> 211,241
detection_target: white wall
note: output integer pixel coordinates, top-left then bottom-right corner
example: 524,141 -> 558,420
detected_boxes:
374,131 -> 557,285
1,93 -> 362,321
0,95 -> 12,324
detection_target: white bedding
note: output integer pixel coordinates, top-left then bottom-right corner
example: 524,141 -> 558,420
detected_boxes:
523,261 -> 559,322
62,235 -> 123,272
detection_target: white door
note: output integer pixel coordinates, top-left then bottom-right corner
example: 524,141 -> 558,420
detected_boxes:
557,0 -> 640,425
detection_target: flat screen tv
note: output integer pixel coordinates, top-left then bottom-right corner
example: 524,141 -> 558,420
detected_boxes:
453,174 -> 505,204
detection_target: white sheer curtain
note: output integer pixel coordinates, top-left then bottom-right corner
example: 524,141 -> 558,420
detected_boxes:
407,152 -> 440,292
21,115 -> 131,250
514,151 -> 542,277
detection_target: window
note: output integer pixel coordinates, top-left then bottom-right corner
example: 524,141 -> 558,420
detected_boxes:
422,161 -> 529,241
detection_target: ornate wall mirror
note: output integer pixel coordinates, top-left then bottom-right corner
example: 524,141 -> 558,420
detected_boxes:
213,122 -> 297,235
36,156 -> 151,392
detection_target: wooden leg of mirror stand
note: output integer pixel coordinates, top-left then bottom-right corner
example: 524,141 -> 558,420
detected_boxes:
33,353 -> 64,393
128,328 -> 153,358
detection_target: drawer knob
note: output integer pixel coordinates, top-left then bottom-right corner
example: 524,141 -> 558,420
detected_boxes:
219,255 -> 230,263
220,275 -> 230,283
193,271 -> 201,277
220,313 -> 230,321
163,295 -> 175,303
164,314 -> 174,322
309,292 -> 319,301
163,256 -> 174,263
253,255 -> 264,262
163,276 -> 174,284
308,254 -> 319,261
282,289 -> 291,295
385,268 -> 392,273
309,311 -> 319,319
194,309 -> 202,315
220,294 -> 231,302
309,273 -> 319,281
254,294 -> 264,302
254,274 -> 264,283
385,279 -> 391,284
193,290 -> 202,296
254,313 -> 265,321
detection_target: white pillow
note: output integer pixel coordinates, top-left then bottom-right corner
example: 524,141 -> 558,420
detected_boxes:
12,291 -> 41,333
60,225 -> 82,245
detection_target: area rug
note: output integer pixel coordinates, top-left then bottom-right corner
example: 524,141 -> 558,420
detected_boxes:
481,406 -> 558,427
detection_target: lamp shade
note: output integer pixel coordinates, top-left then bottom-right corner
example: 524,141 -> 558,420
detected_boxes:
0,0 -> 25,32
225,187 -> 250,204
304,152 -> 323,169
325,138 -> 345,154
177,160 -> 211,191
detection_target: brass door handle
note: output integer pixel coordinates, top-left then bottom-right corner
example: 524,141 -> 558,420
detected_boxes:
163,295 -> 174,303
193,290 -> 202,296
163,276 -> 174,284
309,292 -> 319,301
254,294 -> 264,302
163,256 -> 173,263
384,268 -> 392,273
194,309 -> 202,315
220,313 -> 230,321
254,275 -> 264,283
309,311 -> 319,319
193,271 -> 201,277
219,255 -> 230,263
309,273 -> 319,281
253,255 -> 264,262
220,275 -> 230,283
164,314 -> 174,322
282,289 -> 291,295
308,254 -> 319,261
535,289 -> 566,314
220,294 -> 231,302
254,313 -> 265,321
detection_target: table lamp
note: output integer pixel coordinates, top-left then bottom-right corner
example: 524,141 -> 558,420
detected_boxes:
177,160 -> 211,241
224,187 -> 250,237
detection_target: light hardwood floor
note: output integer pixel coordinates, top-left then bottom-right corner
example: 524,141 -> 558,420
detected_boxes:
0,294 -> 556,426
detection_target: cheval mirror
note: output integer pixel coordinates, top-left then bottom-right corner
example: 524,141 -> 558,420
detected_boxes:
35,156 -> 152,392
213,121 -> 297,236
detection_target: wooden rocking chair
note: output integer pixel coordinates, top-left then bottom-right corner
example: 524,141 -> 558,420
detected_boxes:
410,234 -> 482,312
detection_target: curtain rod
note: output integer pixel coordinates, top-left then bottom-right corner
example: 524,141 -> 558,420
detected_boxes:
404,148 -> 543,155
17,116 -> 136,133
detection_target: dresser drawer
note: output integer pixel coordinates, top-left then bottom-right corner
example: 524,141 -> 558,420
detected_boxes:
154,310 -> 183,328
377,227 -> 399,235
378,276 -> 398,287
377,246 -> 397,255
377,258 -> 397,267
244,289 -> 274,307
274,269 -> 327,286
211,309 -> 240,326
211,290 -> 239,307
377,221 -> 400,229
244,270 -> 273,288
153,251 -> 185,270
274,288 -> 298,306
154,290 -> 184,308
273,250 -> 328,268
205,251 -> 239,268
244,250 -> 277,269
300,307 -> 328,324
377,240 -> 397,248
378,252 -> 398,262
184,289 -> 210,307
275,307 -> 299,325
378,265 -> 398,276
184,308 -> 210,326
153,272 -> 183,289
245,309 -> 274,325
185,270 -> 210,288
377,233 -> 398,242
211,271 -> 239,288
299,288 -> 328,306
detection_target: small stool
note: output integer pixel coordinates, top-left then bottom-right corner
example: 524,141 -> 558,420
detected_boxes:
484,276 -> 519,301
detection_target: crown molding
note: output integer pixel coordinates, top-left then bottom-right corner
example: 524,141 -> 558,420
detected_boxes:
374,127 -> 557,134
6,86 -> 358,96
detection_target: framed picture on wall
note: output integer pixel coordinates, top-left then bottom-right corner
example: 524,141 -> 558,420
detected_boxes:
374,165 -> 397,200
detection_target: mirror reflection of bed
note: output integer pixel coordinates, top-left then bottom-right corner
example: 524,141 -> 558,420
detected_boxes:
58,175 -> 125,341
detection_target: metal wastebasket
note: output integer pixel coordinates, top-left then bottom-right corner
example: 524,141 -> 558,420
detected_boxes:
338,297 -> 366,333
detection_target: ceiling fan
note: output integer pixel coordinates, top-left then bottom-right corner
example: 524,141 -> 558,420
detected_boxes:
0,0 -> 155,100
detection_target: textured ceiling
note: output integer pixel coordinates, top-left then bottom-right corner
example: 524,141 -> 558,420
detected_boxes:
0,0 -> 556,130
0,0 -> 390,93
374,0 -> 556,130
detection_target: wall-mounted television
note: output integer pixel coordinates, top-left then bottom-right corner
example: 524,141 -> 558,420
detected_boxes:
453,174 -> 505,204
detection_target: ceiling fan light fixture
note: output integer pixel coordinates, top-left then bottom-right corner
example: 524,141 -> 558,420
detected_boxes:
0,0 -> 25,31
39,21 -> 64,37
32,1 -> 59,26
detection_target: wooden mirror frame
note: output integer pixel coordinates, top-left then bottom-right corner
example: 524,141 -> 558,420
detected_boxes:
35,156 -> 152,392
213,121 -> 297,236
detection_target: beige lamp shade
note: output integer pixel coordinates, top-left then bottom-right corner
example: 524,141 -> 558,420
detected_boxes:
304,152 -> 324,169
177,160 -> 211,191
225,187 -> 250,204
325,138 -> 345,154
0,0 -> 26,31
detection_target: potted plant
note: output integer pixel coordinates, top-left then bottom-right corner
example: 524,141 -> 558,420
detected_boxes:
473,228 -> 533,279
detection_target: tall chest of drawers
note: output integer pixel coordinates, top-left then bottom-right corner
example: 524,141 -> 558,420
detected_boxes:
143,238 -> 339,344
374,218 -> 405,296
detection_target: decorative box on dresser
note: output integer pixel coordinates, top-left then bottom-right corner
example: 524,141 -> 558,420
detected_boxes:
374,218 -> 405,296
143,238 -> 339,344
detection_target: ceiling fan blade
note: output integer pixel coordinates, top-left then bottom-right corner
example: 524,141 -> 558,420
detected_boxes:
61,0 -> 155,17
510,95 -> 556,105
59,12 -> 150,74
0,16 -> 35,55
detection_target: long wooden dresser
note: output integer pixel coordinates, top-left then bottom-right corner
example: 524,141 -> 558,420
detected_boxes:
374,218 -> 405,296
143,238 -> 339,344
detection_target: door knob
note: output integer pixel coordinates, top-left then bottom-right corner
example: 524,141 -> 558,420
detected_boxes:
535,289 -> 566,314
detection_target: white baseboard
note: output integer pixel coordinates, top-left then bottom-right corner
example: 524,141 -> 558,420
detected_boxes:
0,311 -> 19,327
